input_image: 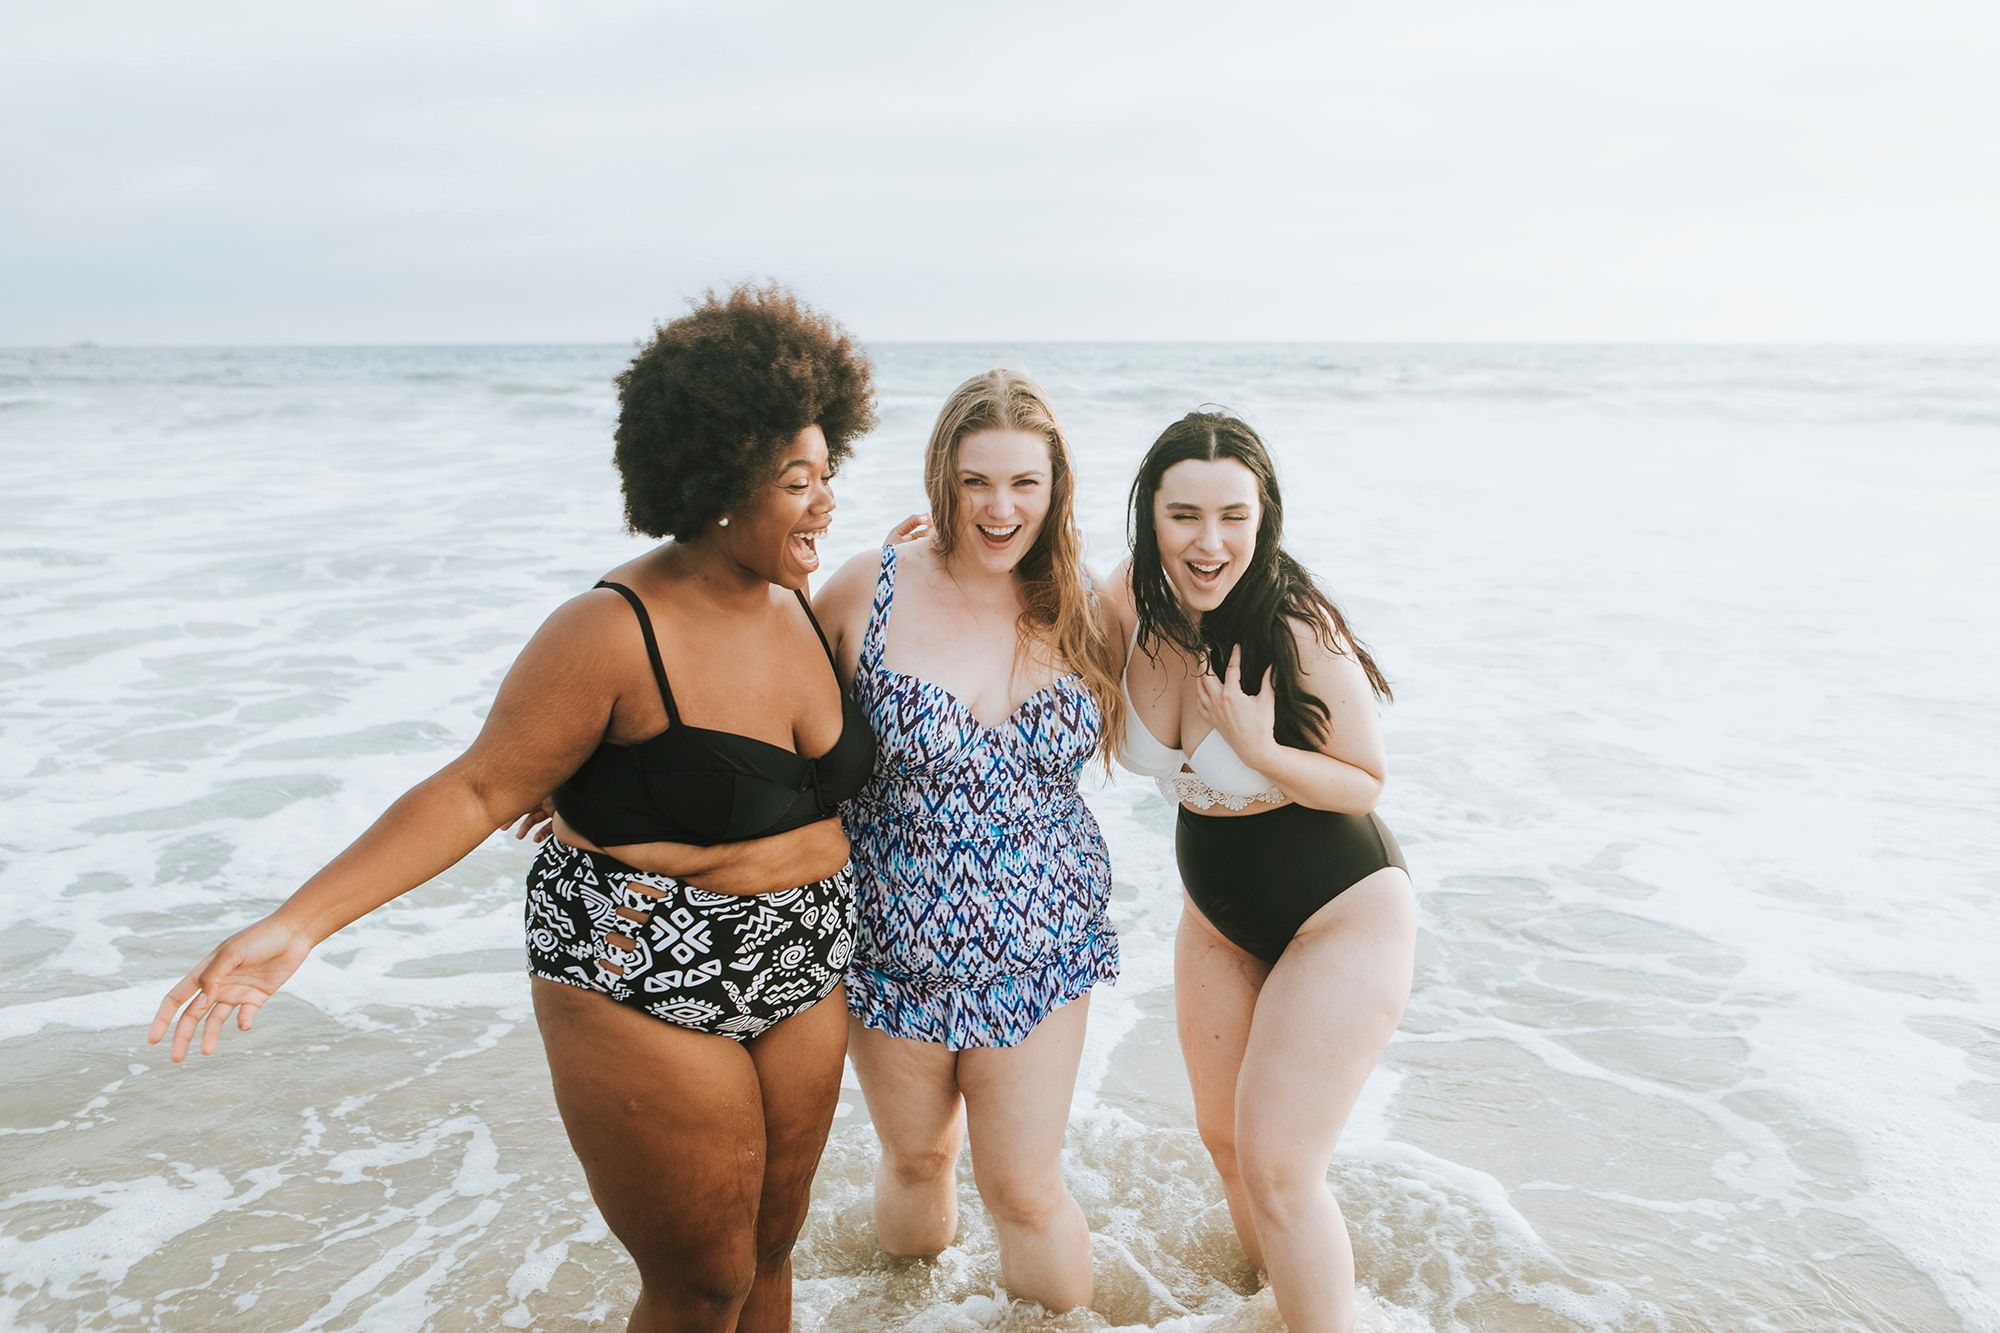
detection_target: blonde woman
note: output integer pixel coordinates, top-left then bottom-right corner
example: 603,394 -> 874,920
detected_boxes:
814,369 -> 1124,1311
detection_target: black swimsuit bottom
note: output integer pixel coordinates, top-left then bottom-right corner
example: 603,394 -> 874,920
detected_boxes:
525,835 -> 856,1041
1175,802 -> 1406,963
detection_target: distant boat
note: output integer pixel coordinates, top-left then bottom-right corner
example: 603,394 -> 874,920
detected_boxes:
70,339 -> 99,350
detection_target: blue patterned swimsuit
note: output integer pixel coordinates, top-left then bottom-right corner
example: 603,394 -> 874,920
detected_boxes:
842,544 -> 1118,1050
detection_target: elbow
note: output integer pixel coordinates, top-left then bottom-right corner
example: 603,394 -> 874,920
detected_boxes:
1340,775 -> 1385,817
444,759 -> 534,831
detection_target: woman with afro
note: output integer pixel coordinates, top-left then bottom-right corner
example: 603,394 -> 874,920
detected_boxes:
151,283 -> 880,1330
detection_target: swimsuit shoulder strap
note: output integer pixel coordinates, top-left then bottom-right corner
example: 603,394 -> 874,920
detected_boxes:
794,588 -> 839,673
858,544 -> 898,681
595,580 -> 682,726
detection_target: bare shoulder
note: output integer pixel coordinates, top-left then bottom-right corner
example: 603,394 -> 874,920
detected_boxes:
1099,556 -> 1136,631
1286,609 -> 1370,695
812,545 -> 888,624
514,585 -> 642,668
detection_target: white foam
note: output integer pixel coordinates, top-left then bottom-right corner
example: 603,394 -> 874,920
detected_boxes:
6,343 -> 1996,1329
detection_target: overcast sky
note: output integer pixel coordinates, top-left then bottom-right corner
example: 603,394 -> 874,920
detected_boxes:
4,1 -> 1997,344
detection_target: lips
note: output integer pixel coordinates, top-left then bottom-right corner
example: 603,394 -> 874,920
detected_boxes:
976,523 -> 1021,550
1185,558 -> 1227,590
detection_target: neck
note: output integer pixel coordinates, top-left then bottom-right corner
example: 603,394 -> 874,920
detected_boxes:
937,543 -> 1022,605
663,536 -> 774,611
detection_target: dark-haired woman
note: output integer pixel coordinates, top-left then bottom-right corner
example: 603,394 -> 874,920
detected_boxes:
1106,411 -> 1414,1333
148,284 -> 877,1332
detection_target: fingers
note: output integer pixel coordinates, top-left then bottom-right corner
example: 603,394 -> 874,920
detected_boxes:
200,1000 -> 235,1057
170,991 -> 210,1063
1193,673 -> 1218,723
1226,645 -> 1242,689
147,953 -> 215,1047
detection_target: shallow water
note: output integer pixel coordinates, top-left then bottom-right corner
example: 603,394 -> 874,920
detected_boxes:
2,342 -> 1996,1330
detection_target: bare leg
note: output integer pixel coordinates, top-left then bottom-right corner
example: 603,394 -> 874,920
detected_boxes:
736,988 -> 850,1333
532,978 -> 764,1332
1234,868 -> 1416,1333
958,994 -> 1094,1312
1174,898 -> 1272,1272
847,1018 -> 965,1255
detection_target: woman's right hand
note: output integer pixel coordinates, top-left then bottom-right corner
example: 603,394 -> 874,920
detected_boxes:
885,512 -> 930,544
147,916 -> 316,1062
507,797 -> 557,844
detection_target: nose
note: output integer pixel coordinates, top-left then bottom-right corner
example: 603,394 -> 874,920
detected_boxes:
987,489 -> 1017,520
813,478 -> 836,516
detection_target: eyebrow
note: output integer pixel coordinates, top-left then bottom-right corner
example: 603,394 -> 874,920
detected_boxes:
778,458 -> 815,473
960,469 -> 1047,481
1164,500 -> 1251,511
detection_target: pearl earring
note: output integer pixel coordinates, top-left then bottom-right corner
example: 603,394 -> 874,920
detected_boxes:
718,516 -> 730,527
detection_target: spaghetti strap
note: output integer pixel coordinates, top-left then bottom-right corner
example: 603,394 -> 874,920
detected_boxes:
794,589 -> 839,671
857,544 -> 898,685
595,580 -> 681,725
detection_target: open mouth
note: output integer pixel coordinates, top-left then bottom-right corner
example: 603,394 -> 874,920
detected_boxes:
1184,558 -> 1227,590
789,527 -> 826,572
976,523 -> 1021,550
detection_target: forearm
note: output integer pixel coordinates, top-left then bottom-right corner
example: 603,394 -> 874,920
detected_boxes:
1244,740 -> 1384,815
269,768 -> 509,944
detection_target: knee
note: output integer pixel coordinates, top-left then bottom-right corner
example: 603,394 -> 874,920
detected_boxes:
1234,1143 -> 1329,1219
639,1243 -> 755,1318
976,1168 -> 1066,1230
1196,1119 -> 1242,1178
881,1145 -> 958,1191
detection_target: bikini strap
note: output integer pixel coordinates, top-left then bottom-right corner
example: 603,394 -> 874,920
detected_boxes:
857,544 -> 898,682
594,580 -> 681,725
794,588 -> 839,672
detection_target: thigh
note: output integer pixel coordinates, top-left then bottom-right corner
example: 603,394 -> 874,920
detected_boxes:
848,1019 -> 966,1164
1234,868 -> 1416,1155
1175,899 -> 1270,1142
532,978 -> 764,1267
746,987 -> 850,1249
957,994 -> 1090,1182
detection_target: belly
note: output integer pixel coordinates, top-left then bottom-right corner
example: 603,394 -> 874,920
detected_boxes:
554,813 -> 851,895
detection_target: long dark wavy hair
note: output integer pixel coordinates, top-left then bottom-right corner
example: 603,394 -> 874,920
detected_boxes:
1128,410 -> 1391,750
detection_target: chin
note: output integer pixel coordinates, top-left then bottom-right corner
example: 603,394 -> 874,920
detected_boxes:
1172,576 -> 1231,612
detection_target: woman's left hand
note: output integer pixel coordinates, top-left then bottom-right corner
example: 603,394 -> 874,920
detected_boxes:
1194,646 -> 1277,766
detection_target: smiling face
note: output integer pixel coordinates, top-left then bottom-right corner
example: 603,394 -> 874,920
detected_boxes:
717,424 -> 835,589
1152,456 -> 1262,613
949,427 -> 1053,576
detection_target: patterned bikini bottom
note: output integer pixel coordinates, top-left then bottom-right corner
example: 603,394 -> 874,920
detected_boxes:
524,836 -> 855,1042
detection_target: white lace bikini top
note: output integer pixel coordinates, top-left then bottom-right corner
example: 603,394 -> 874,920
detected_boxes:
1114,630 -> 1287,811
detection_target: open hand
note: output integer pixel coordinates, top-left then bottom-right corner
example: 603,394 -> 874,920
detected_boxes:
1194,646 -> 1276,765
885,512 -> 930,544
147,916 -> 315,1062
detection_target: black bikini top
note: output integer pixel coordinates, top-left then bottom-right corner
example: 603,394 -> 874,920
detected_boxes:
551,581 -> 876,849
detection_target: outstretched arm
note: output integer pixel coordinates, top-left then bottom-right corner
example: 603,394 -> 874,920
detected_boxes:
147,591 -> 625,1060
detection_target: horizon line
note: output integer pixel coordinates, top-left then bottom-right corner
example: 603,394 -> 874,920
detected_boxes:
8,337 -> 1999,352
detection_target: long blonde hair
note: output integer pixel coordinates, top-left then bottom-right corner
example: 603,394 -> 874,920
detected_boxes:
923,369 -> 1125,761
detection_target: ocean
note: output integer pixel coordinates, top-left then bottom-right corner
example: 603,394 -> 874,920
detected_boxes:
2,341 -> 1995,1331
